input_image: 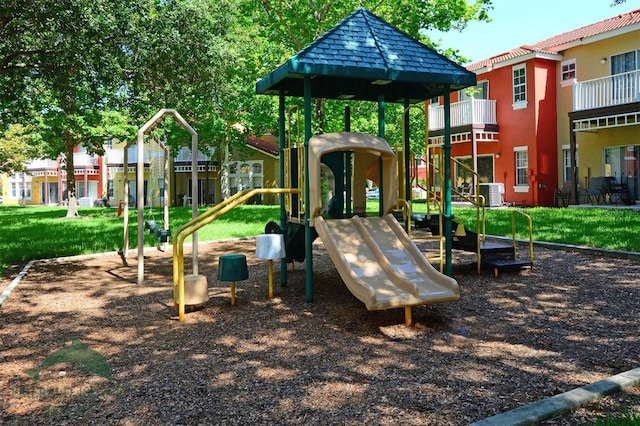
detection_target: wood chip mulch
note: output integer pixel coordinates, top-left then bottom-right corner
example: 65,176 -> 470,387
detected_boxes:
1,238 -> 639,425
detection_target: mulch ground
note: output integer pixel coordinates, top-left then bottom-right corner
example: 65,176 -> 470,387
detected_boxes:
0,238 -> 639,425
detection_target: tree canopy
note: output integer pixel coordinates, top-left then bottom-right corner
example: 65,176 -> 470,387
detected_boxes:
1,0 -> 494,210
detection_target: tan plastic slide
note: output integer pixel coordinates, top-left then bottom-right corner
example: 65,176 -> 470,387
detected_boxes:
314,214 -> 460,311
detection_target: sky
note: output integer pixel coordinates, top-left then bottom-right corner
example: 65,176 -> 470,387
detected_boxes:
428,0 -> 640,64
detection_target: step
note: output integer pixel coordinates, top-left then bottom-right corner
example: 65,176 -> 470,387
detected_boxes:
482,259 -> 533,277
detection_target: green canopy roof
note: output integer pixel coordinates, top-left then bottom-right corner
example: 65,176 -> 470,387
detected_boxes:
256,8 -> 476,103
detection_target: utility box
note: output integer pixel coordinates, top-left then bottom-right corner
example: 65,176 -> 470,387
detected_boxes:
479,183 -> 504,207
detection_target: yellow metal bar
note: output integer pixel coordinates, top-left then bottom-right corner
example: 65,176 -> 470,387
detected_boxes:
298,145 -> 305,220
405,306 -> 412,326
284,148 -> 292,214
172,187 -> 301,321
450,157 -> 487,274
393,198 -> 412,237
287,105 -> 300,148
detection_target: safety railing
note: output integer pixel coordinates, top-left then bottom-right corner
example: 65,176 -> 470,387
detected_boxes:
451,157 -> 487,239
172,187 -> 301,321
393,198 -> 412,234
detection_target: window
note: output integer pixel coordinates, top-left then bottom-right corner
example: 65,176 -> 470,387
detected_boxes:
611,50 -> 639,101
76,181 -> 98,199
611,50 -> 638,75
454,155 -> 495,188
515,150 -> 528,186
227,160 -> 263,195
459,81 -> 488,101
10,173 -> 32,200
512,64 -> 527,109
561,59 -> 576,87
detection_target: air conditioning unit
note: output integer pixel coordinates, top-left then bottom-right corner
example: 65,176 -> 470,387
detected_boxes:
479,183 -> 504,207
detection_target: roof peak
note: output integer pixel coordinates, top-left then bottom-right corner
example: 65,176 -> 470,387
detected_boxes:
257,7 -> 476,103
468,8 -> 640,70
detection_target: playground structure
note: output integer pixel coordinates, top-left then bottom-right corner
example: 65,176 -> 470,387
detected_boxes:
172,8 -> 533,322
173,8 -> 475,323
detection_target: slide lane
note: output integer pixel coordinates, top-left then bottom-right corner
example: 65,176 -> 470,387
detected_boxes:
314,214 -> 459,311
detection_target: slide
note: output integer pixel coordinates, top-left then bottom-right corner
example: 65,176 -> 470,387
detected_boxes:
314,214 -> 460,311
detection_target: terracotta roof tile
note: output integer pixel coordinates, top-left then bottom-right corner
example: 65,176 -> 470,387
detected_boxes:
247,135 -> 278,157
532,8 -> 640,51
467,8 -> 640,71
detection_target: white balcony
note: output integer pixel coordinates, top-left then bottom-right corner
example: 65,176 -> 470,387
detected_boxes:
428,99 -> 497,131
104,147 -> 168,164
573,70 -> 640,111
73,152 -> 99,167
105,149 -> 124,164
25,159 -> 58,170
175,147 -> 215,162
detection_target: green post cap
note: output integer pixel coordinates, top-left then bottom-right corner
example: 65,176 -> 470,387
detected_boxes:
218,254 -> 249,281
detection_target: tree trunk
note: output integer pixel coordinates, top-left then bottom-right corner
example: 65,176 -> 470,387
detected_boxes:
65,143 -> 79,218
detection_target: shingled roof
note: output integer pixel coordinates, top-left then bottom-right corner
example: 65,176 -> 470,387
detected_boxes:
256,7 -> 476,104
468,8 -> 640,71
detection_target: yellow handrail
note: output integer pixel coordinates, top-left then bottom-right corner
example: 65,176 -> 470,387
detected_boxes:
393,198 -> 412,237
172,188 -> 302,321
511,210 -> 534,269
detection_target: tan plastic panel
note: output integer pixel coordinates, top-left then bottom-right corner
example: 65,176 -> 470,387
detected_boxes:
315,214 -> 459,311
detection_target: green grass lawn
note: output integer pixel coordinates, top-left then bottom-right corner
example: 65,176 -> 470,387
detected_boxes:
0,203 -> 639,274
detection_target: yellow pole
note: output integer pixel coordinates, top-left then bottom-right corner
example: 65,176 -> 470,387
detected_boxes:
268,259 -> 274,298
172,188 -> 300,321
405,306 -> 412,326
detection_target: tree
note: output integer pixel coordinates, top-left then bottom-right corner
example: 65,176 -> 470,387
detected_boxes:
0,124 -> 42,174
1,0 -> 243,216
1,0 -> 138,216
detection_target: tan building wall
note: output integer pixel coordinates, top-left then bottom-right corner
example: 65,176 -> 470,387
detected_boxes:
556,30 -> 640,191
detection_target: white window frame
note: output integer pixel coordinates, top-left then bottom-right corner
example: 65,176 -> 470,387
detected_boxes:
561,59 -> 576,88
514,146 -> 529,191
9,173 -> 32,200
227,160 -> 263,196
512,64 -> 527,109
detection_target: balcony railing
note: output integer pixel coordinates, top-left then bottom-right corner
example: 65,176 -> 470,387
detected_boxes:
104,147 -> 215,165
73,153 -> 99,167
175,147 -> 214,162
573,69 -> 640,111
428,98 -> 497,131
25,159 -> 58,170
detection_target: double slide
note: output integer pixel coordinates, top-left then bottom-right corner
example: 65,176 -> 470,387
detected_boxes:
314,214 -> 460,311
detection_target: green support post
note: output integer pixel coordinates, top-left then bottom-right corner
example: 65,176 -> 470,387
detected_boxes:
378,95 -> 385,216
404,98 -> 411,206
